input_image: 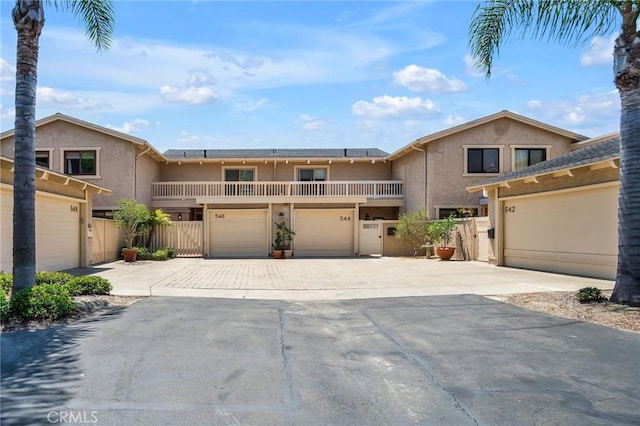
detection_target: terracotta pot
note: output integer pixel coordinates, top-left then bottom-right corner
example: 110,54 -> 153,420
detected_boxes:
435,247 -> 455,261
122,248 -> 138,263
273,249 -> 285,259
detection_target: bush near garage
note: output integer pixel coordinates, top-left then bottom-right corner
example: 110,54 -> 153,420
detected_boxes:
577,287 -> 608,304
65,276 -> 112,296
132,246 -> 176,261
0,272 -> 12,295
0,287 -> 9,321
35,271 -> 73,286
10,284 -> 77,321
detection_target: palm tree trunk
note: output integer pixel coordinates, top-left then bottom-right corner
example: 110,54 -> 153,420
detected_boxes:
11,0 -> 45,295
611,87 -> 640,306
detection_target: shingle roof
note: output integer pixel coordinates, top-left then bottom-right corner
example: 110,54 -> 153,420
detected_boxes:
163,148 -> 389,160
478,135 -> 620,186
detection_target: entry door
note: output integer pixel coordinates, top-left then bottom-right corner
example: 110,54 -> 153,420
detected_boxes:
359,221 -> 382,255
475,217 -> 490,262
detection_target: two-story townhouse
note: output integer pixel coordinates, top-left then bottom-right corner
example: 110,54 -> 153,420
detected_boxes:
0,110 -> 591,260
388,110 -> 587,220
0,113 -> 164,216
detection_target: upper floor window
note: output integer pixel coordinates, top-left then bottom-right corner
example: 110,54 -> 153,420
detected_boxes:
514,148 -> 547,170
64,150 -> 97,175
467,148 -> 500,174
224,168 -> 255,181
297,168 -> 327,181
35,150 -> 50,168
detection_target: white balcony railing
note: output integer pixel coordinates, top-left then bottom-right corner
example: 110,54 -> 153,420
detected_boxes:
152,181 -> 403,200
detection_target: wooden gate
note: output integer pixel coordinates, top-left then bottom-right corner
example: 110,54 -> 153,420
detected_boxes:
152,221 -> 203,257
91,218 -> 122,264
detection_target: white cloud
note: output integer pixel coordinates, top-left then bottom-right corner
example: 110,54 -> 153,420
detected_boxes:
393,65 -> 467,93
521,90 -> 619,134
443,115 -> 465,126
106,118 -> 151,134
0,104 -> 15,120
36,87 -> 108,110
235,98 -> 269,113
160,85 -> 220,105
463,55 -> 484,78
298,114 -> 326,130
581,36 -> 615,67
352,95 -> 439,119
1,58 -> 15,82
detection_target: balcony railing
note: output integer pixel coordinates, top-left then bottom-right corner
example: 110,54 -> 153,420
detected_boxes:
152,181 -> 403,200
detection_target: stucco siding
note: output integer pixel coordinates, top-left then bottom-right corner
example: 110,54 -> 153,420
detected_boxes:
136,152 -> 161,207
391,150 -> 424,214
425,118 -> 575,219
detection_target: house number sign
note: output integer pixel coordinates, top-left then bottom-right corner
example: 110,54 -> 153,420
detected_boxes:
339,216 -> 351,221
504,205 -> 516,214
214,214 -> 225,219
70,205 -> 79,213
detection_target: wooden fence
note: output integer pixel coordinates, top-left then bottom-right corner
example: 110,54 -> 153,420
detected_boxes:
151,221 -> 203,257
91,218 -> 123,264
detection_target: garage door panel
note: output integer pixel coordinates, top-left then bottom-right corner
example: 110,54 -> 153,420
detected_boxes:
1,189 -> 80,272
209,210 -> 268,257
504,185 -> 618,279
295,209 -> 354,257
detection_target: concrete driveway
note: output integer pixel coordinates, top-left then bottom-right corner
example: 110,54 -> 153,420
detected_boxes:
2,295 -> 638,425
78,257 -> 614,299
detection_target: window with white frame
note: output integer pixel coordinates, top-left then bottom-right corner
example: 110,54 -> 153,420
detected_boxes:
63,149 -> 98,176
223,167 -> 256,196
296,167 -> 327,182
35,150 -> 51,168
463,145 -> 503,175
513,146 -> 548,171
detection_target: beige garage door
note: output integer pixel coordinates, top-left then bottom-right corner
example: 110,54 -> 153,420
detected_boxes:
295,209 -> 354,257
503,184 -> 618,279
208,209 -> 268,257
1,189 -> 81,272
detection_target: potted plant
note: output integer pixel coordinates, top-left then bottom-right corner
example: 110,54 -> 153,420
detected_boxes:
428,214 -> 457,260
113,199 -> 151,262
273,222 -> 295,259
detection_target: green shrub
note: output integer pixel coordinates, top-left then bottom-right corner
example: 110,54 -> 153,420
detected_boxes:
0,272 -> 12,294
162,247 -> 176,258
151,248 -> 168,261
10,284 -> 77,321
577,287 -> 607,304
66,276 -> 112,296
134,246 -> 151,260
35,271 -> 73,286
0,287 -> 9,321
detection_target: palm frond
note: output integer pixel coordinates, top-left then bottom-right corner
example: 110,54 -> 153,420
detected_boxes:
469,0 -> 620,78
46,0 -> 114,51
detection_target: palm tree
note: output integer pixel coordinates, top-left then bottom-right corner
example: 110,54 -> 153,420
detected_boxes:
469,0 -> 640,306
11,0 -> 114,295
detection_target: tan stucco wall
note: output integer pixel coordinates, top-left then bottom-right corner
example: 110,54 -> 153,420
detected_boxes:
425,118 -> 575,219
159,160 -> 392,182
0,121 -> 161,210
391,150 -> 425,215
391,118 -> 576,219
381,221 -> 417,257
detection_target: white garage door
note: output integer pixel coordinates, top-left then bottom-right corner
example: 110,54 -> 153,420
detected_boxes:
208,209 -> 268,257
503,184 -> 618,280
1,188 -> 81,272
295,209 -> 354,257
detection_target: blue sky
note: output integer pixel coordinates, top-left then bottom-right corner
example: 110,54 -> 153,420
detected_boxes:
0,1 -> 620,154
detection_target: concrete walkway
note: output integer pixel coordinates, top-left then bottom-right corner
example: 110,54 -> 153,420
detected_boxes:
73,257 -> 614,300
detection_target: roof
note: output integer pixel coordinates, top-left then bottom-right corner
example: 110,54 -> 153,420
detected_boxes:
0,155 -> 111,195
163,148 -> 389,160
388,110 -> 588,160
0,113 -> 165,162
467,134 -> 620,192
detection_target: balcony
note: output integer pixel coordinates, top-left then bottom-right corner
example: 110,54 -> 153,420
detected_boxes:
151,181 -> 403,201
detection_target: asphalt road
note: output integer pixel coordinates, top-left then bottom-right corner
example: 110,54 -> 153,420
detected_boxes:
2,295 -> 639,425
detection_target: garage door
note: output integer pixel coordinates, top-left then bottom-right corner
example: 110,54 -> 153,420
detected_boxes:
503,184 -> 618,279
208,209 -> 268,257
1,189 -> 81,272
294,209 -> 354,257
